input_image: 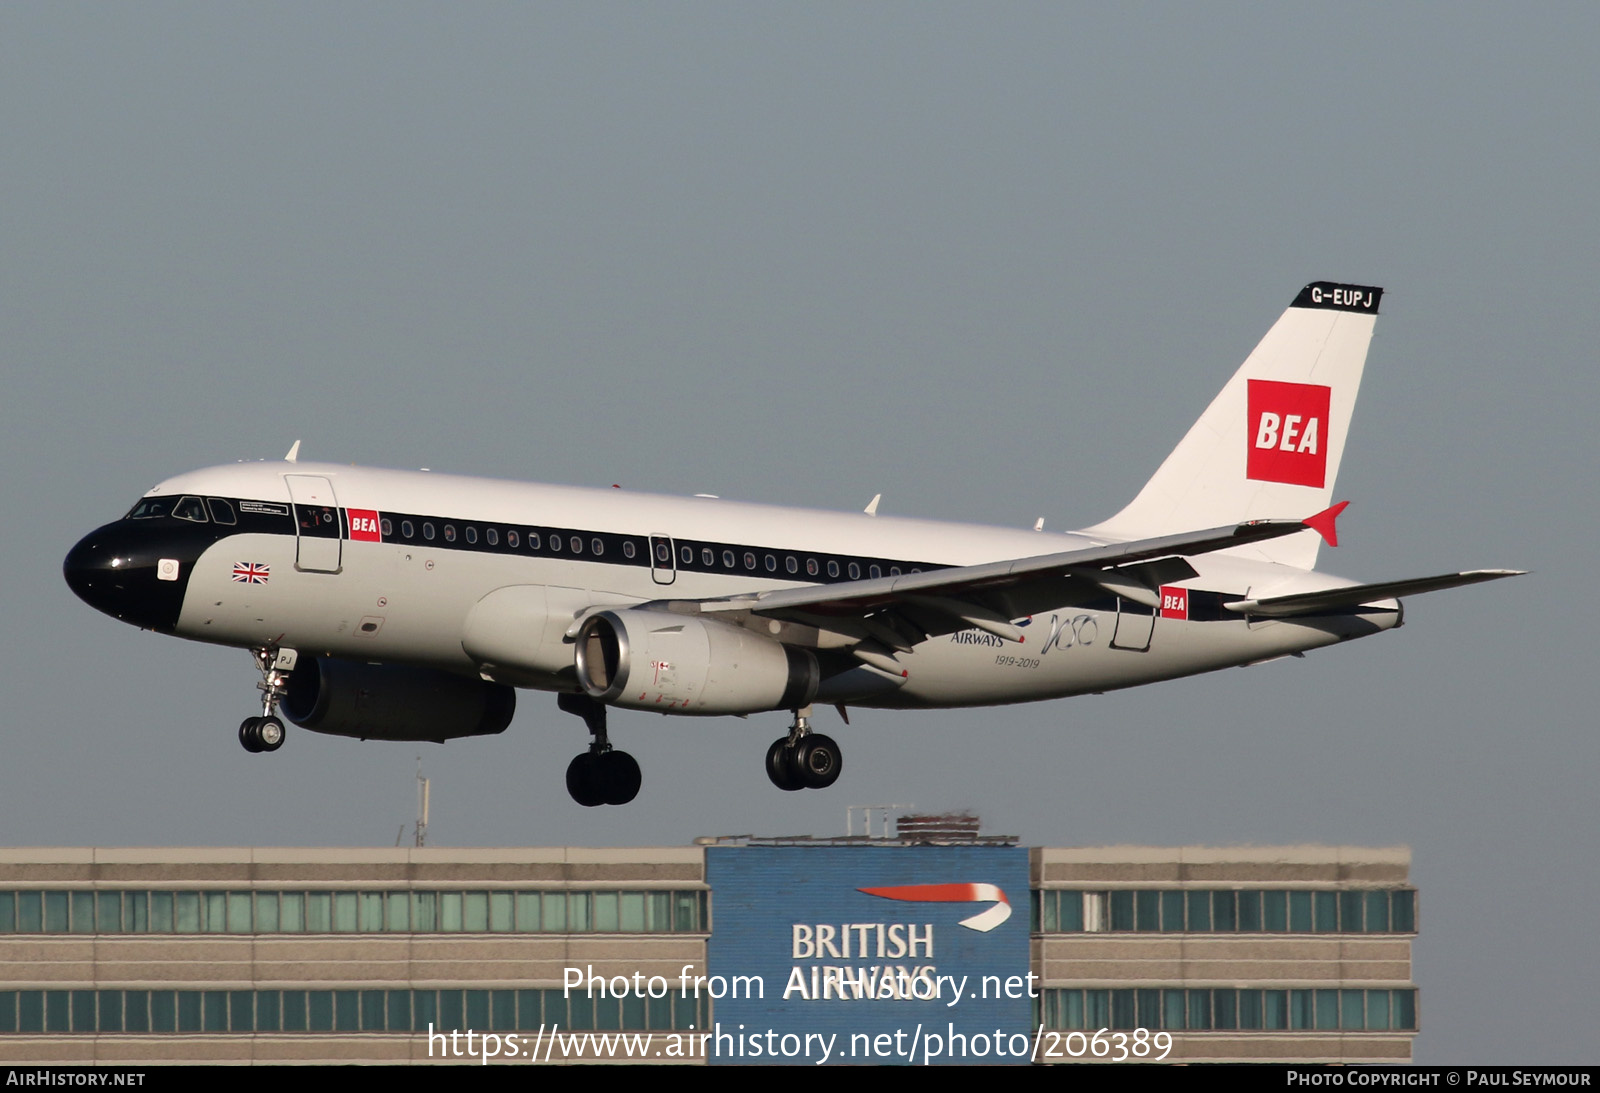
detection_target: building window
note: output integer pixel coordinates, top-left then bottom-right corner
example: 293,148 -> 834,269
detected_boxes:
1032,888 -> 1417,935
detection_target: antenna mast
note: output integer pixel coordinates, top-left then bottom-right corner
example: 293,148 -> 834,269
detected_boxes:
414,758 -> 430,847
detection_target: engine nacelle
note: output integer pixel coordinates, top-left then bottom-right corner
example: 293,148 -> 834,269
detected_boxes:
574,609 -> 818,715
282,656 -> 515,742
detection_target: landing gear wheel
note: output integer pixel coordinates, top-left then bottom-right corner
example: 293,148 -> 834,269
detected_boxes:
766,738 -> 804,791
566,753 -> 604,807
566,750 -> 643,806
256,716 -> 285,752
558,694 -> 641,807
240,647 -> 295,754
599,751 -> 642,806
794,733 -> 842,789
239,716 -> 287,753
238,717 -> 264,754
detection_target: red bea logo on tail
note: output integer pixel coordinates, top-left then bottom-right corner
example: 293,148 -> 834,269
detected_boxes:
1247,380 -> 1331,488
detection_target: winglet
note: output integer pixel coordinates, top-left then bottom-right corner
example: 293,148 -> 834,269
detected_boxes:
284,440 -> 301,463
1303,500 -> 1349,547
864,494 -> 881,516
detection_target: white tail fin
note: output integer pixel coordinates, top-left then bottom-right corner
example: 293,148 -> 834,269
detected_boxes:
1085,282 -> 1382,569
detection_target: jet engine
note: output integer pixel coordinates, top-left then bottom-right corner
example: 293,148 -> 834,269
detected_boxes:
574,609 -> 818,715
281,656 -> 515,742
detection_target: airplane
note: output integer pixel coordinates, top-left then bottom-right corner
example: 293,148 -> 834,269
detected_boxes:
63,281 -> 1519,807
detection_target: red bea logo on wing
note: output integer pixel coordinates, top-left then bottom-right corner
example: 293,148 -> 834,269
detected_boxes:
1246,380 -> 1331,488
346,508 -> 382,542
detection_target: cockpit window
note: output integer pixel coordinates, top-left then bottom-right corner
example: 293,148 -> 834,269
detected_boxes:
207,498 -> 237,525
126,497 -> 175,520
172,496 -> 209,523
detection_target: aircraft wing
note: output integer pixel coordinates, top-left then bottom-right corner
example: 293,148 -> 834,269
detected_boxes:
693,518 -> 1315,646
1222,569 -> 1524,618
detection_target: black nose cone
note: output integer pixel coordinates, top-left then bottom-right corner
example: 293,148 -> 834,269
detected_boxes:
64,524 -> 193,633
63,529 -> 119,610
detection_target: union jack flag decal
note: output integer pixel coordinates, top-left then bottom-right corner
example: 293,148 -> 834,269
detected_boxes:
232,562 -> 270,584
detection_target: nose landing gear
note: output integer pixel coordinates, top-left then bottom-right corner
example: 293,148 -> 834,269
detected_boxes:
238,647 -> 295,754
239,714 -> 285,753
558,693 -> 641,806
766,707 -> 842,791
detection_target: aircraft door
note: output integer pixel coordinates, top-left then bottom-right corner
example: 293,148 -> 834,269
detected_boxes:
1109,597 -> 1155,651
649,535 -> 675,585
285,474 -> 342,573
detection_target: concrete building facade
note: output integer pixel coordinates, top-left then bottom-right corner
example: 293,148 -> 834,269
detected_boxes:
0,842 -> 1416,1064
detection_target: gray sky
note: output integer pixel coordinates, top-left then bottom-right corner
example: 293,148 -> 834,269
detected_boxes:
2,4 -> 1593,1064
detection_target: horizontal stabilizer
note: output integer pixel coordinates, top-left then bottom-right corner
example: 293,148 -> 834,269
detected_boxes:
1224,569 -> 1523,618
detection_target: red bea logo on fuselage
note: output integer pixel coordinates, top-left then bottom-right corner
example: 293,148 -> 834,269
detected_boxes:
1159,586 -> 1188,620
1247,380 -> 1331,488
346,509 -> 382,542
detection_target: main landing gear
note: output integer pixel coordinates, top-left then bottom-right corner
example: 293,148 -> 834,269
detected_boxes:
559,693 -> 641,807
238,647 -> 294,754
766,707 -> 842,792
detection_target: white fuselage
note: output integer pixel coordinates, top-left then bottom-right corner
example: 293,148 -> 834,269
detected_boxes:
145,460 -> 1393,712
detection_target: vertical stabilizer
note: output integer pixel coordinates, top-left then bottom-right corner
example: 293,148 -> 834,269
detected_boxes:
1084,282 -> 1381,570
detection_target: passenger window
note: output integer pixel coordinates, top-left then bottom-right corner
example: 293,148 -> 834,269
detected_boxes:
592,538 -> 604,556
806,559 -> 819,576
870,565 -> 882,579
570,536 -> 583,554
786,556 -> 798,574
722,550 -> 735,569
681,545 -> 694,564
765,555 -> 777,572
465,526 -> 478,545
744,552 -> 757,570
655,542 -> 670,563
380,518 -> 393,537
444,525 -> 456,542
173,496 -> 209,523
401,520 -> 415,539
827,560 -> 840,578
206,498 -> 237,525
485,528 -> 498,546
507,530 -> 519,548
423,523 -> 435,540
549,535 -> 561,552
622,540 -> 635,559
528,532 -> 541,549
889,566 -> 901,576
848,562 -> 861,580
702,548 -> 715,566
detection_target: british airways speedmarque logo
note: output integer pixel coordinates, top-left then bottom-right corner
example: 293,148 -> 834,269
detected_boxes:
231,562 -> 270,584
858,883 -> 1012,932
